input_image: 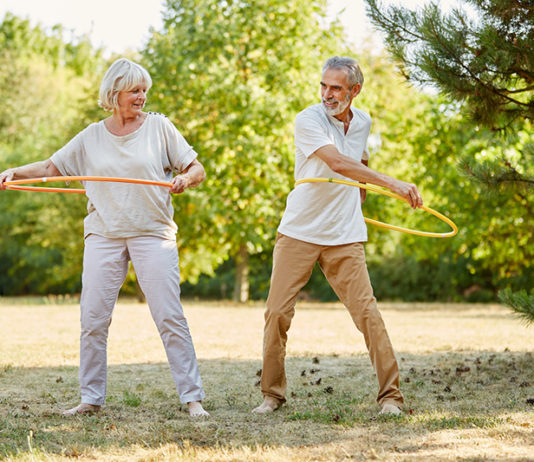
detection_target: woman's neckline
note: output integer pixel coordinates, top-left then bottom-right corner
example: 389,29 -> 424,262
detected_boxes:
103,112 -> 148,137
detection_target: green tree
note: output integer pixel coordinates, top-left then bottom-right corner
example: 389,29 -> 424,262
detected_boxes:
0,13 -> 105,295
170,43 -> 527,304
364,0 -> 534,130
364,0 -> 534,316
343,51 -> 490,302
143,0 -> 346,301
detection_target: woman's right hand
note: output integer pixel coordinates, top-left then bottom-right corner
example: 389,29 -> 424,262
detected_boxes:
0,168 -> 17,190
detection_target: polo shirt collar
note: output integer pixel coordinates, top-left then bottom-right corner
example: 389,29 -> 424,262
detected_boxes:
323,105 -> 355,132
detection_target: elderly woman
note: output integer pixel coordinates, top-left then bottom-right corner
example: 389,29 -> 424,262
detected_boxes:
0,58 -> 209,417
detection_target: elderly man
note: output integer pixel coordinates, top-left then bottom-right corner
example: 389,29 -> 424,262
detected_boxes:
252,56 -> 423,416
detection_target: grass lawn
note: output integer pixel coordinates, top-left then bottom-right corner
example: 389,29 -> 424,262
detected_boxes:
1,297 -> 533,461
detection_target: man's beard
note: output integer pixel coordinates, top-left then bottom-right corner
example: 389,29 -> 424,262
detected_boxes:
322,94 -> 350,116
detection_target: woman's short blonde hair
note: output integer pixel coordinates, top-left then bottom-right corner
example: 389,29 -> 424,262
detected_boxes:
98,58 -> 152,112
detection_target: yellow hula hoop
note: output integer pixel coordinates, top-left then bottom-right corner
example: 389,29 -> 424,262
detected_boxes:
295,177 -> 457,238
5,176 -> 173,193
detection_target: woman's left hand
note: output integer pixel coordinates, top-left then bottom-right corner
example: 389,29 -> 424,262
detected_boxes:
169,159 -> 206,194
170,174 -> 189,194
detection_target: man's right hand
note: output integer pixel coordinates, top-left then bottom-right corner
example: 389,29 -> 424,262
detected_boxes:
391,179 -> 423,209
313,145 -> 424,209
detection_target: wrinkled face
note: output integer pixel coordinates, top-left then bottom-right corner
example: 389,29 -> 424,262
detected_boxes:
320,68 -> 359,117
117,84 -> 148,115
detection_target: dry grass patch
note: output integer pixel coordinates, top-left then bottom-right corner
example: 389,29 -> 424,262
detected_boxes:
1,298 -> 533,461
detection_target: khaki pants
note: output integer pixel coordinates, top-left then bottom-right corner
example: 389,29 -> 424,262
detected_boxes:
260,233 -> 403,407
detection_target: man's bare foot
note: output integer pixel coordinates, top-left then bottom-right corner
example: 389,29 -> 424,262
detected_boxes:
188,401 -> 209,417
379,402 -> 402,416
251,397 -> 280,414
62,403 -> 101,416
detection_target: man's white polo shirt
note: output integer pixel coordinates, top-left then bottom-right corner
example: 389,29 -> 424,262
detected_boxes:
278,103 -> 371,246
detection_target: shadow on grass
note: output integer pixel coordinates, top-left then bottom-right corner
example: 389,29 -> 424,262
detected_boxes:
1,351 -> 533,458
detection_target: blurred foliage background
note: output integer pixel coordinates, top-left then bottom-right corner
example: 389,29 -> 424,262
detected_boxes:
0,0 -> 531,308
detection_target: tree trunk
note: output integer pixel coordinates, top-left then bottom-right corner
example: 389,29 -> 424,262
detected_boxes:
233,244 -> 249,303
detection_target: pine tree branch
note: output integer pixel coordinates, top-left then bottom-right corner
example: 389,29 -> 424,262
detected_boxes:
426,16 -> 530,108
460,155 -> 534,199
512,69 -> 534,84
364,0 -> 427,44
366,0 -> 534,120
503,85 -> 534,94
499,288 -> 534,325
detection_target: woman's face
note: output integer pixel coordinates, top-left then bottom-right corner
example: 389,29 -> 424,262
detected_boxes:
116,84 -> 148,115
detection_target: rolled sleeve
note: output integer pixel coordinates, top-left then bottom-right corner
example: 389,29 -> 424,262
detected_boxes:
49,132 -> 85,176
162,117 -> 198,172
295,112 -> 334,159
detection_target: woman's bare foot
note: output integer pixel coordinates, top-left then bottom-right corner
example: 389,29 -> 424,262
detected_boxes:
251,397 -> 280,414
188,401 -> 210,417
62,403 -> 101,416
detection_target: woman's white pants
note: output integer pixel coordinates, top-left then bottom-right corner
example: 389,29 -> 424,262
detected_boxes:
79,234 -> 205,405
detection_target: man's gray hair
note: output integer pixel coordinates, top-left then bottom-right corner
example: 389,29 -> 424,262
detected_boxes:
322,56 -> 364,89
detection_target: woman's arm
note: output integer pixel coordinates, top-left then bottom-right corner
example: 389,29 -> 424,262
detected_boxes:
0,159 -> 62,190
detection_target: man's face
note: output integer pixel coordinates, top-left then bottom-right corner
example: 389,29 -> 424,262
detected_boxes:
320,68 -> 360,118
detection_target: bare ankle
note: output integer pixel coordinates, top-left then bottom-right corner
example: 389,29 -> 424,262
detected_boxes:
62,403 -> 101,416
187,401 -> 210,417
251,397 -> 281,414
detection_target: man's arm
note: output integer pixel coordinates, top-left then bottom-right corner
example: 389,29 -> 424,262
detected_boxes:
360,158 -> 368,203
313,144 -> 423,209
0,159 -> 62,190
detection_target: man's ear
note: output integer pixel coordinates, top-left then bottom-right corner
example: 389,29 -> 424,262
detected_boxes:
351,83 -> 362,99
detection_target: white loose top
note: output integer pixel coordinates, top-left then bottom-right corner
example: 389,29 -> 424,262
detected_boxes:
50,112 -> 197,240
278,103 -> 371,245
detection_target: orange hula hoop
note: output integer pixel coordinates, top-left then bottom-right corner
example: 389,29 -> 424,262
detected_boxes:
5,176 -> 173,193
